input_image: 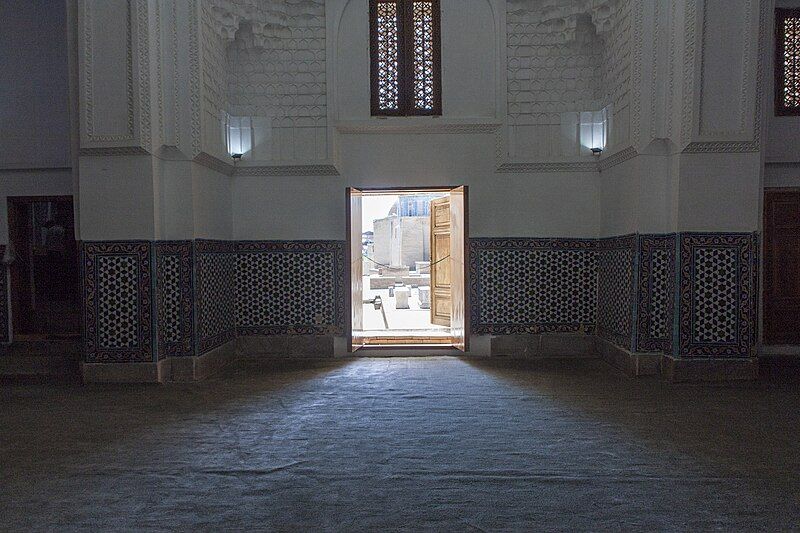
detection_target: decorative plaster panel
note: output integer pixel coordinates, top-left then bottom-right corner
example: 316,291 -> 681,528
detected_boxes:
697,0 -> 755,138
503,0 -> 633,164
200,2 -> 231,158
81,0 -> 136,144
220,0 -> 328,162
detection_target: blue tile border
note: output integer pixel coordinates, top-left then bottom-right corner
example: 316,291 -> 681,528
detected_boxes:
597,235 -> 637,351
194,240 -> 236,355
636,234 -> 676,353
82,241 -> 154,363
678,233 -> 757,358
155,241 -> 194,358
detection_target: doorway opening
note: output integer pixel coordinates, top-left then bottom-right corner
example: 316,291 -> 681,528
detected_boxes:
7,196 -> 80,340
347,187 -> 468,350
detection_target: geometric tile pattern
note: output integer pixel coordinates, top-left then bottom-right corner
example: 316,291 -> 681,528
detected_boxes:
79,234 -> 758,364
597,235 -> 636,350
469,238 -> 598,335
82,242 -> 153,363
0,245 -> 7,343
195,240 -> 236,355
155,241 -> 194,358
236,241 -> 346,335
648,250 -> 671,338
97,255 -> 139,349
693,247 -> 738,343
636,234 -> 676,353
160,255 -> 181,343
679,233 -> 757,358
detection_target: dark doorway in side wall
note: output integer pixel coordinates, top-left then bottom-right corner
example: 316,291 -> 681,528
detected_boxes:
7,196 -> 80,339
763,188 -> 800,345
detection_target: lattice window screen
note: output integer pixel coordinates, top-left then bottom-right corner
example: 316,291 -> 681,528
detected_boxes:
370,0 -> 441,116
776,9 -> 800,115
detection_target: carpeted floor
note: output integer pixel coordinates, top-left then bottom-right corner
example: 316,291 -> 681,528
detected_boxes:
2,357 -> 799,531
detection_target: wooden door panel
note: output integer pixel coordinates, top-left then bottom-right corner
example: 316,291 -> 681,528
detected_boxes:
433,234 -> 451,286
430,196 -> 451,327
434,297 -> 451,317
764,189 -> 800,345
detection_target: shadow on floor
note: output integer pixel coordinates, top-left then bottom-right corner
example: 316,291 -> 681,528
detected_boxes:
2,356 -> 799,530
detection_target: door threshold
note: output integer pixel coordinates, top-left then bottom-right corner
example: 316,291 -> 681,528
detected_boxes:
360,343 -> 457,350
364,336 -> 453,346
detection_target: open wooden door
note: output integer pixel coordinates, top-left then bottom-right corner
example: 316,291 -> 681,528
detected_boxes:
347,188 -> 365,351
449,186 -> 469,351
430,196 -> 452,327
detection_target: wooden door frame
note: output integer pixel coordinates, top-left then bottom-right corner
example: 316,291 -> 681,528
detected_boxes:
762,187 -> 800,345
345,185 -> 469,350
7,195 -> 78,338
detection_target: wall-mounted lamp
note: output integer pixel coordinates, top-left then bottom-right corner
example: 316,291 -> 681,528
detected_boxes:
226,114 -> 252,159
577,105 -> 610,156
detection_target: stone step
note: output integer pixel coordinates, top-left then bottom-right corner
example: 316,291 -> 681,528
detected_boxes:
0,339 -> 82,382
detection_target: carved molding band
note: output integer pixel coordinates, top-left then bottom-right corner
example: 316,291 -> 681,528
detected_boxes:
598,146 -> 638,171
682,141 -> 760,154
79,146 -> 151,157
193,152 -> 234,176
235,165 -> 340,177
335,122 -> 502,135
496,161 -> 598,173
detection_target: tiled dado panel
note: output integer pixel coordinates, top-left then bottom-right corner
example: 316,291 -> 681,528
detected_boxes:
469,238 -> 598,335
155,242 -> 194,358
679,233 -> 758,358
236,241 -> 345,336
636,234 -> 677,353
597,235 -> 637,350
82,242 -> 154,363
195,240 -> 237,355
0,245 -> 7,343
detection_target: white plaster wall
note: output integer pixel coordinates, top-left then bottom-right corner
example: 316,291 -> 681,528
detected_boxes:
0,0 -> 71,169
599,154 -> 675,236
78,155 -> 157,240
191,162 -> 233,240
676,152 -> 762,232
155,159 -> 195,240
233,131 -> 600,240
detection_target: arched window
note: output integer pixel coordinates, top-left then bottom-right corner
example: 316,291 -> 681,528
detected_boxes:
370,0 -> 442,116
